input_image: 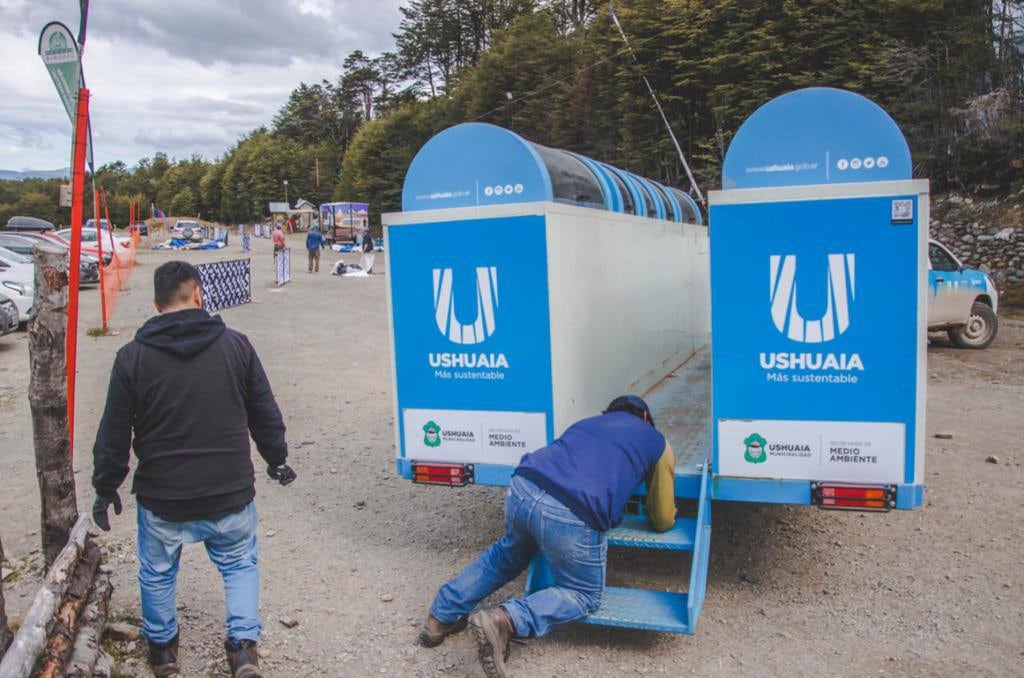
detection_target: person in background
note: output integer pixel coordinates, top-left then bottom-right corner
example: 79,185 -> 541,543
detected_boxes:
272,224 -> 285,253
359,227 -> 375,274
91,261 -> 297,678
419,395 -> 676,678
306,225 -> 324,273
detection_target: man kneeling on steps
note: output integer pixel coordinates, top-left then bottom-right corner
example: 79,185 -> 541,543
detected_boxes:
419,395 -> 676,677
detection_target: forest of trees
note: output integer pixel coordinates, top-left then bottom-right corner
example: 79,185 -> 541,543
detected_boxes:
2,0 -> 1021,229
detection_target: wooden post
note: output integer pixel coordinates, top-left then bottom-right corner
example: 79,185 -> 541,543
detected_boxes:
0,536 -> 11,658
29,244 -> 78,567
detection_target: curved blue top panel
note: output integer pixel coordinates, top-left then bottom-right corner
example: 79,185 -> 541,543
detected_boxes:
675,191 -> 704,226
604,165 -> 647,217
403,123 -> 553,211
568,152 -> 620,212
722,87 -> 912,190
632,174 -> 666,220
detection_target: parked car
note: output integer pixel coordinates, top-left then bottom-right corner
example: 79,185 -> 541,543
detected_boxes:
5,215 -> 56,231
0,246 -> 35,323
0,292 -> 18,337
0,233 -> 100,286
84,219 -> 132,248
56,228 -> 119,262
927,239 -> 999,349
130,220 -> 148,236
172,219 -> 204,242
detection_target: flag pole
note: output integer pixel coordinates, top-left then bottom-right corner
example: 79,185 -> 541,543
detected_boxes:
65,88 -> 89,453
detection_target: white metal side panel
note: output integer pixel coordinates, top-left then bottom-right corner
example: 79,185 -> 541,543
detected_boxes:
546,211 -> 710,436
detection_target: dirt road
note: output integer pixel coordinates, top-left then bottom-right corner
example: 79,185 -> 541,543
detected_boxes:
1,234 -> 1022,676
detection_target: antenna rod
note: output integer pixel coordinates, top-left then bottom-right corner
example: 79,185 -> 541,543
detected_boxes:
609,3 -> 705,207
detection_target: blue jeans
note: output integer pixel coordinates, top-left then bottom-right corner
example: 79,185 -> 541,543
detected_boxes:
430,475 -> 607,638
137,502 -> 261,644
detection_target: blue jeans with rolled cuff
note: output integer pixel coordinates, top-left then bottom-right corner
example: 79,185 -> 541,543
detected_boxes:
137,501 -> 261,644
430,475 -> 607,638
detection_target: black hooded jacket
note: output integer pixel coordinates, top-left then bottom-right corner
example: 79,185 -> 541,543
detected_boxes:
92,308 -> 288,521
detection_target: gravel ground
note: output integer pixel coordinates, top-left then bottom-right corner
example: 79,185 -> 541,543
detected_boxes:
1,233 -> 1022,677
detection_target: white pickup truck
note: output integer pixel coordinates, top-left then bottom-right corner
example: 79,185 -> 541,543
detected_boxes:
928,239 -> 999,348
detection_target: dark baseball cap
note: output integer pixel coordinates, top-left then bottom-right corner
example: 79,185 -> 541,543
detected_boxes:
603,395 -> 655,428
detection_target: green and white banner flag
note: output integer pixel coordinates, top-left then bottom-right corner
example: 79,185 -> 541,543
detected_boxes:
38,21 -> 91,165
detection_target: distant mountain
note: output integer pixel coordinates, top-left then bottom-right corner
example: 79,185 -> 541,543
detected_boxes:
0,168 -> 69,181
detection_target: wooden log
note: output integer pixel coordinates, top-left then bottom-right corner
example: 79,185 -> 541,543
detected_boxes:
28,243 -> 78,567
0,535 -> 11,658
65,571 -> 112,678
33,543 -> 101,678
0,515 -> 90,678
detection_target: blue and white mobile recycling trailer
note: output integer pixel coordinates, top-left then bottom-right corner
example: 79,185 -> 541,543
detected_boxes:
383,88 -> 927,635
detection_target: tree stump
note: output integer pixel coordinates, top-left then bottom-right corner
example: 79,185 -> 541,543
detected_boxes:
28,244 -> 78,567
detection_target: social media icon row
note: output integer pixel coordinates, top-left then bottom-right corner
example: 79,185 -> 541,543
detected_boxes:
484,183 -> 525,197
836,156 -> 889,171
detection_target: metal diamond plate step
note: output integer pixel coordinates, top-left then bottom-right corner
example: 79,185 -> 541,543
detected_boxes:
580,586 -> 692,634
607,516 -> 696,551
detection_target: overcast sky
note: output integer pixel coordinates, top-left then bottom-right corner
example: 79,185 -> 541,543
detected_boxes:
0,0 -> 405,171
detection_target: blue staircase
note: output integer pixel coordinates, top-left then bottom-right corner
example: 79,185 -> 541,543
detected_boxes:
524,462 -> 712,634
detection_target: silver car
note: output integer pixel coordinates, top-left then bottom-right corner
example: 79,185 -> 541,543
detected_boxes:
172,220 -> 204,242
927,239 -> 999,349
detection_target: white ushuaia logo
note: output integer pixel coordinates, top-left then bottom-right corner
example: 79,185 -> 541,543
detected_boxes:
769,253 -> 855,343
429,267 -> 509,373
433,267 -> 499,344
762,253 -> 864,374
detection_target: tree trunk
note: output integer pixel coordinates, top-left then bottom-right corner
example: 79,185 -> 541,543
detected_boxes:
34,543 -> 101,678
66,570 -> 112,678
0,536 -> 11,658
0,515 -> 90,678
28,244 -> 78,567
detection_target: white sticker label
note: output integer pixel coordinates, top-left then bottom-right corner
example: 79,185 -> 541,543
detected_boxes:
718,419 -> 905,483
403,409 -> 548,465
891,199 -> 913,223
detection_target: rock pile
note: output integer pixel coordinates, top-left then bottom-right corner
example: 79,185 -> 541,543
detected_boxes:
930,194 -> 1024,285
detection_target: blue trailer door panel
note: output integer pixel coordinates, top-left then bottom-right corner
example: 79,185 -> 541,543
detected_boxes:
388,214 -> 555,467
710,192 -> 923,486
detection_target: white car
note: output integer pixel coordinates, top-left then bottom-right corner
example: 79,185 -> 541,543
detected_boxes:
927,239 -> 999,348
56,227 -> 123,256
0,246 -> 35,323
172,220 -> 204,242
83,219 -> 132,248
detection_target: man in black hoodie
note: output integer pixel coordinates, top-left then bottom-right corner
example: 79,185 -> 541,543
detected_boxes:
91,261 -> 296,678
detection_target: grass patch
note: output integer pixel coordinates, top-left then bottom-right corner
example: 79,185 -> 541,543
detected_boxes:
86,327 -> 111,337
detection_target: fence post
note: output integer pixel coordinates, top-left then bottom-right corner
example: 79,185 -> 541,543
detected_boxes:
29,244 -> 78,567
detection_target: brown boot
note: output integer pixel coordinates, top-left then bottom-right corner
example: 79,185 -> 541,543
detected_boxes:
225,638 -> 262,678
419,613 -> 468,647
146,633 -> 180,677
469,606 -> 514,678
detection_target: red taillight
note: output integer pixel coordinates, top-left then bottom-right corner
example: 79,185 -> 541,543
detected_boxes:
411,461 -> 475,487
812,483 -> 894,511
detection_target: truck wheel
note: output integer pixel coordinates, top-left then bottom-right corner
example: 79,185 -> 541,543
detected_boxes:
948,301 -> 998,349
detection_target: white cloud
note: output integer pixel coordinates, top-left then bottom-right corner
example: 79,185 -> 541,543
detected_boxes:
0,0 -> 405,170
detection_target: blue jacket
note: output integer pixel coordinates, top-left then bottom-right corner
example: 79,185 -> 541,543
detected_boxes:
515,411 -> 666,531
306,230 -> 324,250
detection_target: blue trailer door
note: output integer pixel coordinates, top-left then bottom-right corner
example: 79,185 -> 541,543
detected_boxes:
710,188 -> 926,490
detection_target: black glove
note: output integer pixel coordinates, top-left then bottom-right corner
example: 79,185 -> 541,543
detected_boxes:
267,464 -> 297,486
92,492 -> 122,531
